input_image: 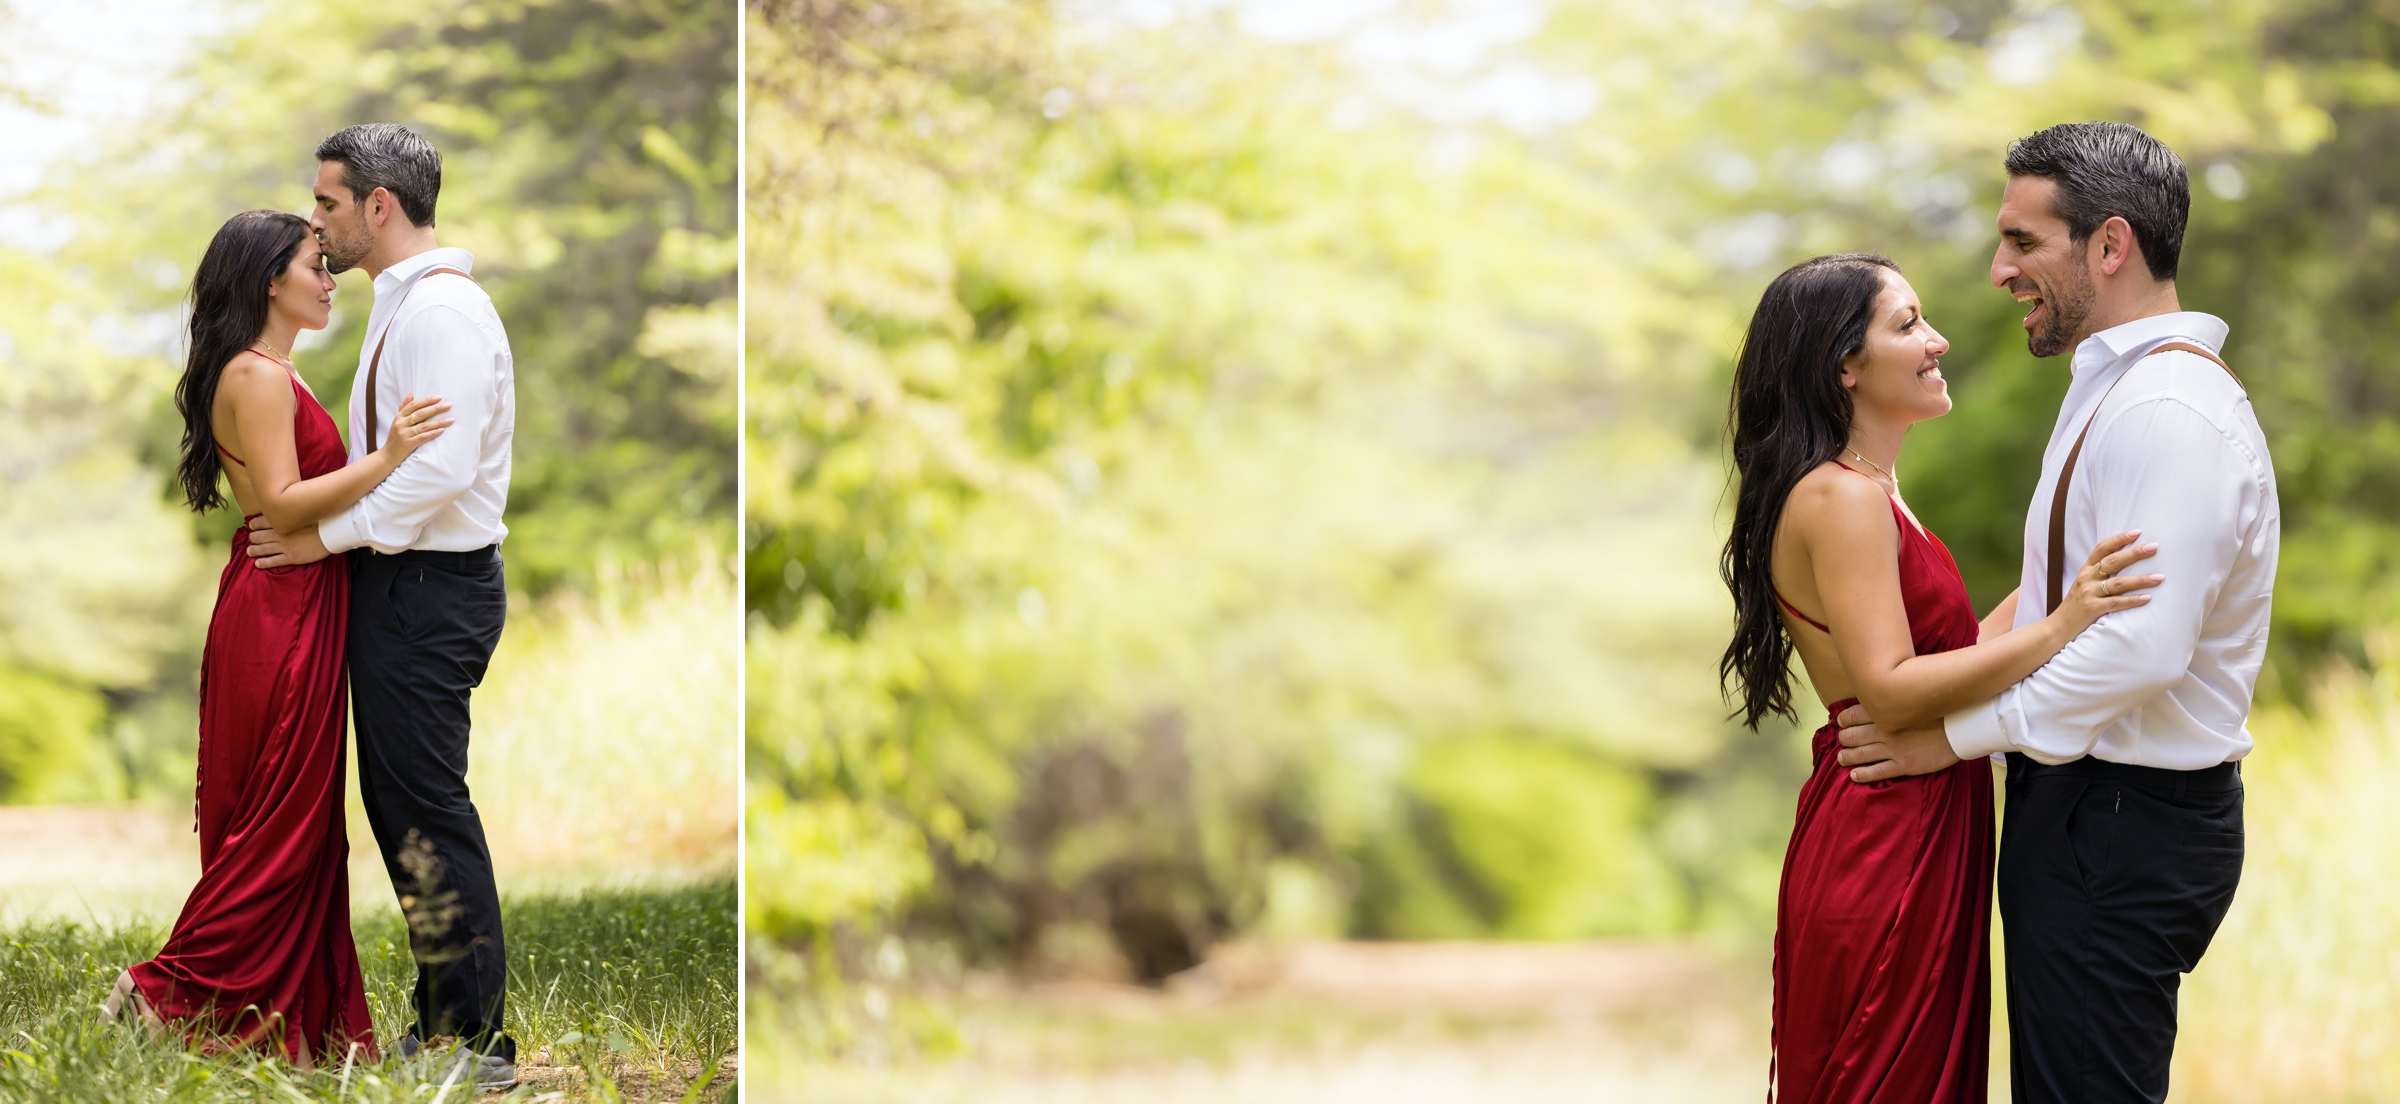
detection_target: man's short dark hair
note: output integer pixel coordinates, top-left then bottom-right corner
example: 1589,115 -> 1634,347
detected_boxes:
2005,122 -> 2188,281
315,123 -> 442,227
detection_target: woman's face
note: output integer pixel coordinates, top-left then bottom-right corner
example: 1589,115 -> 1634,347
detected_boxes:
1840,269 -> 1951,425
267,236 -> 336,332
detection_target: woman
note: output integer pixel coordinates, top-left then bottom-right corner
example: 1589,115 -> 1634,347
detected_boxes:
1720,254 -> 2164,1103
102,210 -> 450,1066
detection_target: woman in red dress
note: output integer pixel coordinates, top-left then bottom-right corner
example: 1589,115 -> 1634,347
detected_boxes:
1719,255 -> 2165,1103
101,210 -> 451,1066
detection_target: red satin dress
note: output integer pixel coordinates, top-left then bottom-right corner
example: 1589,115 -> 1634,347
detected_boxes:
130,371 -> 377,1065
1771,466 -> 1993,1104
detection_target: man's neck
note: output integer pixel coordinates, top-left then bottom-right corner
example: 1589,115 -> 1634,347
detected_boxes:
360,231 -> 443,281
2070,281 -> 2183,351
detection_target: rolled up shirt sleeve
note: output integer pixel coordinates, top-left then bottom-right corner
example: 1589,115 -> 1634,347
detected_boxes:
1945,396 -> 2257,764
318,305 -> 498,555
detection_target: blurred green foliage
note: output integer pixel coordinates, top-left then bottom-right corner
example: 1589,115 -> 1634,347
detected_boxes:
0,0 -> 734,804
1358,736 -> 1684,940
746,0 -> 1773,980
0,669 -> 108,803
745,0 -> 2400,984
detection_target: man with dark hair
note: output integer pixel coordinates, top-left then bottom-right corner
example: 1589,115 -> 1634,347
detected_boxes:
313,122 -> 445,258
248,121 -> 519,1089
1834,121 -> 2278,1103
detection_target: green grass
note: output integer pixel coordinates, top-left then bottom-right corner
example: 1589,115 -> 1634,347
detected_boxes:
2166,658 -> 2400,1103
0,880 -> 737,1103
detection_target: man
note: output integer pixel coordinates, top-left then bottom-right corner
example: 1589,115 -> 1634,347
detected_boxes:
248,122 -> 519,1087
1834,121 -> 2276,1103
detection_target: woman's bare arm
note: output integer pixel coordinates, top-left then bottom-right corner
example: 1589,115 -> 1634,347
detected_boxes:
217,353 -> 450,534
1792,469 -> 2157,731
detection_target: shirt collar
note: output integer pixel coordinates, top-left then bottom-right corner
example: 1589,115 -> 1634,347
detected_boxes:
370,246 -> 477,298
2075,311 -> 2230,374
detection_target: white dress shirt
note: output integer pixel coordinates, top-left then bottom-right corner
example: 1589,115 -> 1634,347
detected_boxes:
317,247 -> 515,555
1946,312 -> 2279,769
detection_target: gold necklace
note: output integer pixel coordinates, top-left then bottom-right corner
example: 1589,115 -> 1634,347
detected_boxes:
1847,448 -> 1898,490
249,339 -> 292,366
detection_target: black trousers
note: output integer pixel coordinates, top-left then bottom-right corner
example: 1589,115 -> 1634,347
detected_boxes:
350,546 -> 512,1058
1998,752 -> 2244,1104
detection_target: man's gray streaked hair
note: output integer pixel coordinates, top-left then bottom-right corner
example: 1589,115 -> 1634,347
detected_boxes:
2004,122 -> 2189,281
315,123 -> 443,228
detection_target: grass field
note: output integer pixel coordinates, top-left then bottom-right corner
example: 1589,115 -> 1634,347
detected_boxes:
0,879 -> 738,1102
0,554 -> 740,1102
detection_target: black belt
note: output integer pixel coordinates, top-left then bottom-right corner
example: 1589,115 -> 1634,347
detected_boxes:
365,544 -> 499,568
2007,751 -> 2241,798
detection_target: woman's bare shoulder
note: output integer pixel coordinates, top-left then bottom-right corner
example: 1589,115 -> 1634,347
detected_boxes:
216,351 -> 295,403
1784,462 -> 1896,537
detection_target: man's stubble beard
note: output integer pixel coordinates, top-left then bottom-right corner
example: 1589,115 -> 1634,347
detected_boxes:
2027,262 -> 2095,359
319,213 -> 372,276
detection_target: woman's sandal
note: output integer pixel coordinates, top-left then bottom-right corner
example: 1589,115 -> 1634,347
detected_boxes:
100,970 -> 164,1035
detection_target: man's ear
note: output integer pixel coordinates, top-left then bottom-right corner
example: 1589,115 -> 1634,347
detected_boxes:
366,185 -> 394,230
2094,215 -> 2136,278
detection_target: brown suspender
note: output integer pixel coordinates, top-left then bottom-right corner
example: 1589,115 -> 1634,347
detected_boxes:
364,267 -> 477,449
2045,341 -> 2242,614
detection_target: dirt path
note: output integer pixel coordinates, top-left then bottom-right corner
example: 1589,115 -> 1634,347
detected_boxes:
0,803 -> 414,923
0,803 -> 725,924
760,940 -> 1773,1103
0,804 -> 201,923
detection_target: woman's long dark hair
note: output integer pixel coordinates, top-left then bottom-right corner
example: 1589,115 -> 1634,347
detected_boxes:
1719,253 -> 1900,729
175,210 -> 312,513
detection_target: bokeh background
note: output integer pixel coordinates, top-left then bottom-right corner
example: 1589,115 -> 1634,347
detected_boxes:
0,0 -> 737,918
745,0 -> 2400,1100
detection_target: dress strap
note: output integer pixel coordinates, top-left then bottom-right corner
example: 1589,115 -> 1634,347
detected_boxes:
1775,588 -> 1830,634
1774,458 -> 1899,635
215,441 -> 246,468
1830,456 -> 1933,542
